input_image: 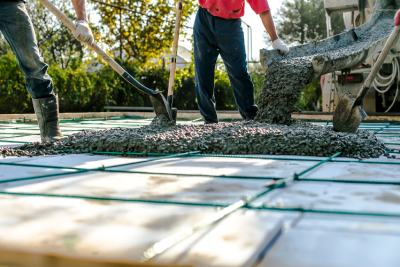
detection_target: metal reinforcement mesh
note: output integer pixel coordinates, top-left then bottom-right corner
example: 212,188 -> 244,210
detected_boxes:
0,117 -> 400,261
0,116 -> 155,146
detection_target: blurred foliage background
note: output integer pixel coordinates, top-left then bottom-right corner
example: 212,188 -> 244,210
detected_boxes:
0,0 -> 344,113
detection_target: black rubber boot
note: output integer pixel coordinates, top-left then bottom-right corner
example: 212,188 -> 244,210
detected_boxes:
32,95 -> 63,142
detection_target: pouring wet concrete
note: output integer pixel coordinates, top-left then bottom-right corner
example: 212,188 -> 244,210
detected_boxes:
256,58 -> 314,124
1,122 -> 385,158
256,8 -> 395,124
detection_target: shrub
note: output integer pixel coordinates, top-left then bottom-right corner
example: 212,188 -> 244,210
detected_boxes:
0,53 -> 31,113
250,68 -> 266,103
174,64 -> 197,110
4,53 -> 315,114
214,68 -> 236,110
296,79 -> 322,111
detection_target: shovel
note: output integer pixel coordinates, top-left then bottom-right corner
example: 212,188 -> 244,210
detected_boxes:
39,0 -> 174,124
166,0 -> 183,120
333,9 -> 400,133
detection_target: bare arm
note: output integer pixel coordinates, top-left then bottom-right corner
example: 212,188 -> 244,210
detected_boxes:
260,10 -> 278,41
71,0 -> 87,21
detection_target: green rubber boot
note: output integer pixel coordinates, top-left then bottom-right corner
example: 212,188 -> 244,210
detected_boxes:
32,95 -> 63,142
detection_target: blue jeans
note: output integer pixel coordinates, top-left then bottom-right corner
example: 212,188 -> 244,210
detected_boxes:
0,1 -> 54,99
193,8 -> 258,123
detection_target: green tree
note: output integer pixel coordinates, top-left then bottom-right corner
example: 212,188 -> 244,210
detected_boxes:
277,0 -> 345,44
95,0 -> 196,64
26,1 -> 86,69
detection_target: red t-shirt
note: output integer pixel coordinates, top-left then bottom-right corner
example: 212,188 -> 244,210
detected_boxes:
199,0 -> 270,19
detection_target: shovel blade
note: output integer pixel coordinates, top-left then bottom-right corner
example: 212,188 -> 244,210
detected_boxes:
333,95 -> 366,133
149,93 -> 176,126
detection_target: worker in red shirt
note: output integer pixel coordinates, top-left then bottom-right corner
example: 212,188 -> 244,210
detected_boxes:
194,0 -> 289,124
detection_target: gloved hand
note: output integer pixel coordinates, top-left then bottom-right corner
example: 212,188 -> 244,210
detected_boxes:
75,20 -> 94,44
272,38 -> 289,55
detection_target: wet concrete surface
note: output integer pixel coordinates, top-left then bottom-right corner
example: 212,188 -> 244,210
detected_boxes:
1,122 -> 385,158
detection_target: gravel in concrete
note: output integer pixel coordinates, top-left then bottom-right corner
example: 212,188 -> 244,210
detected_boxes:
256,58 -> 314,124
1,122 -> 385,158
2,7 -> 395,160
256,10 -> 395,124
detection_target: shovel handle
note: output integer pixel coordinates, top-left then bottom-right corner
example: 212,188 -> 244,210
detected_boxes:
167,0 -> 183,101
39,0 -> 160,96
356,9 -> 400,101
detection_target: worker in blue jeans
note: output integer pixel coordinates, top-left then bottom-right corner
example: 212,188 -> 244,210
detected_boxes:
194,0 -> 289,123
0,0 -> 93,142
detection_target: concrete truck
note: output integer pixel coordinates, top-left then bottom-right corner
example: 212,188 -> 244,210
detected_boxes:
322,0 -> 400,114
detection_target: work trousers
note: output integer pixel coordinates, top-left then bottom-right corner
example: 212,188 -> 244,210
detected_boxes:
0,1 -> 54,99
193,8 -> 258,123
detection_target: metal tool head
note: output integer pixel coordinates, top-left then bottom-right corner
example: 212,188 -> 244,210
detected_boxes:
333,95 -> 367,133
149,93 -> 177,126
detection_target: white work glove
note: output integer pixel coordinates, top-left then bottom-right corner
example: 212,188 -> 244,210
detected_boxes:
75,20 -> 94,45
272,38 -> 289,55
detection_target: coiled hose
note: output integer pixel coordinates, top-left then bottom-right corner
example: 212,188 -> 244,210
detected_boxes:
372,57 -> 400,112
